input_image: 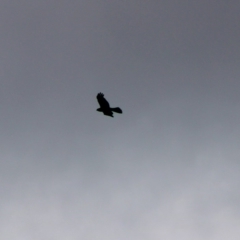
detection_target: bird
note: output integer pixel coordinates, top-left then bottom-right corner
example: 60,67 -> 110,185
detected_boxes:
96,92 -> 122,117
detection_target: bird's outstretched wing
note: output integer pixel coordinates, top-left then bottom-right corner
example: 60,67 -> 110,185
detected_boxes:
111,107 -> 122,113
97,92 -> 110,108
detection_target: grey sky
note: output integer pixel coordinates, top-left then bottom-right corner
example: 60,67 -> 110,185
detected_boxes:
0,1 -> 240,239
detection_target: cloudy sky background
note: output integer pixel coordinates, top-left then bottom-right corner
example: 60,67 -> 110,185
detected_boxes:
0,0 -> 240,239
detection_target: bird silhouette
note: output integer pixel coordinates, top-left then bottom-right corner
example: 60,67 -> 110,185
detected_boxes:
96,93 -> 122,117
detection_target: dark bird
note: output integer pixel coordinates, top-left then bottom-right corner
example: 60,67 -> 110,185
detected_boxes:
96,92 -> 122,117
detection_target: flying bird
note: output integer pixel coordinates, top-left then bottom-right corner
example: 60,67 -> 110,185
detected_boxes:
96,92 -> 122,117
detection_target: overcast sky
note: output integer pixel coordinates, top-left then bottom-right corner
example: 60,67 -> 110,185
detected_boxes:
0,1 -> 240,239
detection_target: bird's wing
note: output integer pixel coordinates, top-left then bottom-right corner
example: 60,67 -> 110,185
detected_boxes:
111,107 -> 122,113
97,93 -> 110,108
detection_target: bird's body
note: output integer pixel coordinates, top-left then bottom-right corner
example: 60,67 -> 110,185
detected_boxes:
96,93 -> 122,117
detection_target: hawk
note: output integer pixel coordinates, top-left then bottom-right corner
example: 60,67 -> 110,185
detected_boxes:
96,92 -> 122,117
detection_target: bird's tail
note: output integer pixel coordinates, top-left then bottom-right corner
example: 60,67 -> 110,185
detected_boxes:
111,107 -> 122,114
